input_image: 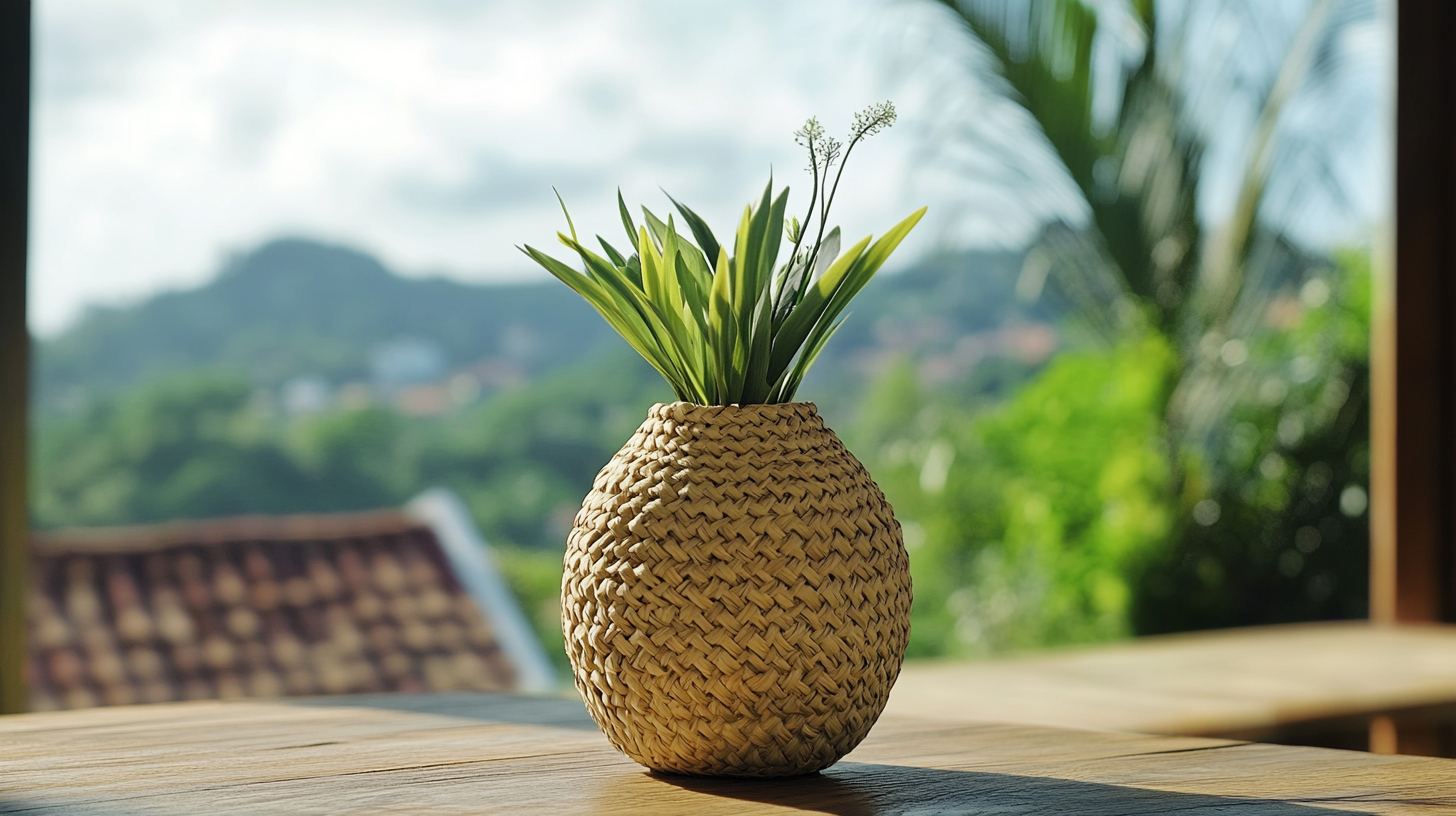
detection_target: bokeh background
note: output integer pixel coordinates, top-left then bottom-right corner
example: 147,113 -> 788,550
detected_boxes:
29,0 -> 1388,672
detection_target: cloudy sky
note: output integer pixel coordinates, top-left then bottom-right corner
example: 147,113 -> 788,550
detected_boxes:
29,0 -> 1387,336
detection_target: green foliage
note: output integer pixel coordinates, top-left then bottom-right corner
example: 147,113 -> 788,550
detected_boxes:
864,248 -> 1371,657
32,351 -> 667,545
32,374 -> 315,526
858,336 -> 1174,657
941,0 -> 1200,340
940,0 -> 1366,453
912,0 -> 1375,649
1134,250 -> 1371,631
522,107 -> 926,405
414,354 -> 670,549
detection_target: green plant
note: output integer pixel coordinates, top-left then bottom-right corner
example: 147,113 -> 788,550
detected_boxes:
930,1 -> 1377,637
855,337 -> 1174,657
520,104 -> 926,406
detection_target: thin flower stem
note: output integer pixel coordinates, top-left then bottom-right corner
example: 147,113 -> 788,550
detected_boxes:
787,141 -> 820,281
799,105 -> 894,299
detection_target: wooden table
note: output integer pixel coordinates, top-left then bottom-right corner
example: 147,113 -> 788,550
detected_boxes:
887,622 -> 1456,754
3,692 -> 1454,814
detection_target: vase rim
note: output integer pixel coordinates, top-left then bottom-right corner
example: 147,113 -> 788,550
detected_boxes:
647,401 -> 820,422
654,400 -> 818,409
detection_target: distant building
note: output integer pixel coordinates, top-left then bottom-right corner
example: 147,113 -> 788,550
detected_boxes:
280,375 -> 333,415
370,336 -> 448,391
26,489 -> 555,711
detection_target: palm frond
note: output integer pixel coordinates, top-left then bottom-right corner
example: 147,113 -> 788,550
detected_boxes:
938,0 -> 1370,451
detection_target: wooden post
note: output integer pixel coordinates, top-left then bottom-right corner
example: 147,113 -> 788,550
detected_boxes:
1372,0 -> 1456,625
0,1 -> 30,714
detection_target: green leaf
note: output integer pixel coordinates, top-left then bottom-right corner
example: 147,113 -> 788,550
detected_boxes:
740,291 -> 776,404
520,244 -> 679,390
657,217 -> 688,318
554,188 -> 578,243
779,207 -> 926,388
708,246 -> 736,402
756,186 -> 791,298
637,225 -> 667,307
769,234 -> 872,379
576,239 -> 705,402
775,315 -> 847,403
641,207 -> 669,253
624,254 -> 642,289
812,226 -> 842,279
774,225 -> 838,330
618,189 -> 639,248
739,180 -> 775,316
674,250 -> 709,336
675,231 -> 713,294
643,221 -> 699,392
852,207 -> 926,287
597,236 -> 627,268
812,207 -> 925,332
665,190 -> 721,269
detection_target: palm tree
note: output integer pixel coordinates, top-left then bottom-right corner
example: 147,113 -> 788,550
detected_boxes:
930,0 -> 1375,483
913,0 -> 1383,635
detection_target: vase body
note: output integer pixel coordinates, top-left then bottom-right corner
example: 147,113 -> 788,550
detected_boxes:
561,401 -> 911,777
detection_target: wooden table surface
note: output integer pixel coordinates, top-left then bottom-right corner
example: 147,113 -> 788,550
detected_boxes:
887,622 -> 1456,737
3,691 -> 1454,815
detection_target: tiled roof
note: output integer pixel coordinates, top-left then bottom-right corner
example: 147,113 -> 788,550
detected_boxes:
25,503 -> 537,711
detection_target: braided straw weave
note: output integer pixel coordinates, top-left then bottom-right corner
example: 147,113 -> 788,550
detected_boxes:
562,401 -> 911,777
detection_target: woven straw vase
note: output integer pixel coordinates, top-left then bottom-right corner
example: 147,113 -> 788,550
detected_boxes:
561,401 -> 912,777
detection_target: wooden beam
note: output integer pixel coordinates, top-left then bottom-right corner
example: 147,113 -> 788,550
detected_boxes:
0,1 -> 30,714
887,622 -> 1456,752
1373,0 -> 1456,624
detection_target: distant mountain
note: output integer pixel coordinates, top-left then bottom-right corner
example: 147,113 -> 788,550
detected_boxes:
36,239 -> 616,410
35,237 -> 1048,412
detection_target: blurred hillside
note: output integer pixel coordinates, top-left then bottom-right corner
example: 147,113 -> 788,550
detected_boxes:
35,238 -> 1048,417
35,239 -> 611,411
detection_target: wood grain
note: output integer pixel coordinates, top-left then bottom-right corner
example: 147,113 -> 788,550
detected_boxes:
2,691 -> 1453,814
885,622 -> 1456,736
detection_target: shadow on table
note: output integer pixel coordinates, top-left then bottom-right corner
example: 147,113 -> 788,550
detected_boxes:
645,761 -> 1394,816
288,690 -> 598,730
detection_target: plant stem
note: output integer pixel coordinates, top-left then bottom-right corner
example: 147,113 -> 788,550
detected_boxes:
785,145 -> 820,285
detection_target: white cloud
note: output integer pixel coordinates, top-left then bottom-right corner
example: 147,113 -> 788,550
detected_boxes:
35,0 -> 1384,337
34,0 -> 1046,335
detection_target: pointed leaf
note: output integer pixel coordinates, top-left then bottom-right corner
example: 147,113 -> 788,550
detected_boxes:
641,207 -> 669,252
665,190 -> 721,268
812,226 -> 841,279
554,189 -> 578,243
756,186 -> 791,298
521,244 -> 679,388
768,234 -> 872,379
597,236 -> 627,268
618,189 -> 638,248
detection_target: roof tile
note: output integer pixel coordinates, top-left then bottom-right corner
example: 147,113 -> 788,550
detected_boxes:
26,510 -> 520,710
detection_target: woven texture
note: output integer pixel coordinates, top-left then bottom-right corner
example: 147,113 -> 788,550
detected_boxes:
562,402 -> 911,777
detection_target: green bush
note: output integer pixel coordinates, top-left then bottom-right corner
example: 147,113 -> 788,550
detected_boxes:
856,335 -> 1173,657
1133,251 -> 1371,631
